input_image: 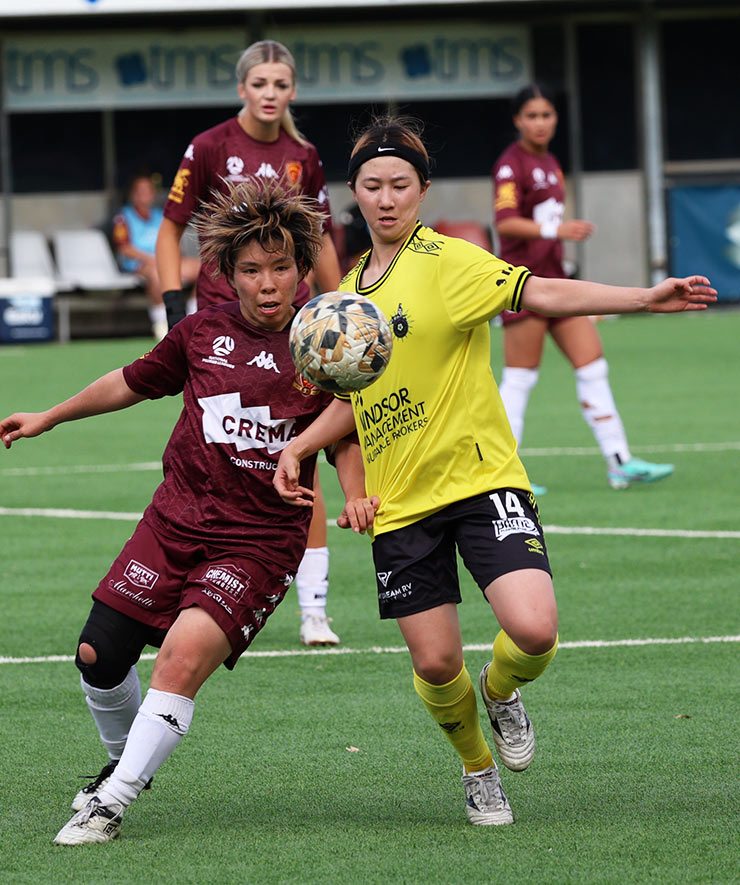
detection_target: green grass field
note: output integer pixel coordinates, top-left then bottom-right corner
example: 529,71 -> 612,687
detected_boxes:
1,309 -> 738,884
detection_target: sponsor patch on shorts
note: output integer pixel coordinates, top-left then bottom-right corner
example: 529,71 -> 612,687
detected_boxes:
201,563 -> 250,602
491,517 -> 540,541
124,560 -> 159,590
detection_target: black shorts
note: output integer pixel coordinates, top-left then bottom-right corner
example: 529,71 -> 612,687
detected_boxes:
371,488 -> 552,620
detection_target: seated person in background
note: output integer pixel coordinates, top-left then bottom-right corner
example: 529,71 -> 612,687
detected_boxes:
113,175 -> 200,340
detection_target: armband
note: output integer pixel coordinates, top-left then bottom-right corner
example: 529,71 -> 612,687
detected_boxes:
163,289 -> 186,330
539,220 -> 559,240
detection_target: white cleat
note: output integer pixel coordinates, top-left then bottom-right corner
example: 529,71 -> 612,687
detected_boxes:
462,764 -> 514,826
299,614 -> 340,647
71,759 -> 119,812
479,664 -> 535,771
54,797 -> 124,846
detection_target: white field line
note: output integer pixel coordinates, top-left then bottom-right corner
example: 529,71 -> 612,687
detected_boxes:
543,525 -> 740,540
1,461 -> 162,477
2,634 -> 739,666
520,441 -> 740,456
0,507 -> 143,521
1,440 -> 739,478
0,506 -> 737,540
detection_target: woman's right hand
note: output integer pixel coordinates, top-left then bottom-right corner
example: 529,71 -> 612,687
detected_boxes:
273,445 -> 315,506
0,412 -> 54,449
558,219 -> 595,242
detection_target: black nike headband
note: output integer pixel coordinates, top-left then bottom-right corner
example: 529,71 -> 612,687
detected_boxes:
347,142 -> 430,183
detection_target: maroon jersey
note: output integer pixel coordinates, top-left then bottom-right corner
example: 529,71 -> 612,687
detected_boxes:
122,302 -> 333,568
164,118 -> 333,309
493,141 -> 566,279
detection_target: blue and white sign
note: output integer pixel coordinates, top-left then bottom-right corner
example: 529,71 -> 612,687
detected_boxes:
271,23 -> 531,102
0,279 -> 56,343
669,185 -> 740,301
3,23 -> 530,111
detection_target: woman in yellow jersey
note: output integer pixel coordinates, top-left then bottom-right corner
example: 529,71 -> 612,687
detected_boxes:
274,117 -> 716,827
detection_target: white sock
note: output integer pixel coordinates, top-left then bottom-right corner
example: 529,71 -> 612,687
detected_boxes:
295,546 -> 329,617
81,667 -> 141,760
186,295 -> 197,315
574,358 -> 631,464
97,688 -> 194,808
148,303 -> 167,325
499,367 -> 539,445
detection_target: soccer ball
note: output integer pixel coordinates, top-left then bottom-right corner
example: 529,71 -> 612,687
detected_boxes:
289,291 -> 393,393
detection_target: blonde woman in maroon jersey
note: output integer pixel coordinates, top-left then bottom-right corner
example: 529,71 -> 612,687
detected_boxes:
494,84 -> 675,492
156,40 -> 342,646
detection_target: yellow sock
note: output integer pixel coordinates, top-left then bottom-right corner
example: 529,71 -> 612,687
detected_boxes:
413,665 -> 493,774
486,630 -> 559,700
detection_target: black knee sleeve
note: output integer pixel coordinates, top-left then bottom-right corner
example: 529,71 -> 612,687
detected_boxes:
75,600 -> 166,689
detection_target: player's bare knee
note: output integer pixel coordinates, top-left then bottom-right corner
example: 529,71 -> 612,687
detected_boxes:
77,642 -> 97,665
413,653 -> 462,685
517,621 -> 558,656
152,651 -> 199,695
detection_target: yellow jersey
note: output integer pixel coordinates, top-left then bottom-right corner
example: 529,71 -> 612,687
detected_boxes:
338,223 -> 532,536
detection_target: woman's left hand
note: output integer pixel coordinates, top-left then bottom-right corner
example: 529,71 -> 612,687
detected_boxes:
647,276 -> 717,312
337,495 -> 380,534
273,445 -> 315,506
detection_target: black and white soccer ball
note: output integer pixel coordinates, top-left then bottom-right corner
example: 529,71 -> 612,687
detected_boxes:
289,291 -> 393,393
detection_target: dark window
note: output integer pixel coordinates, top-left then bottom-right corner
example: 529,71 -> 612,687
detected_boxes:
114,106 -> 231,190
578,22 -> 637,171
10,111 -> 103,192
663,18 -> 740,162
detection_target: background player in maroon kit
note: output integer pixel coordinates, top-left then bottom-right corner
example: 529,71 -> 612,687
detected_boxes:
494,84 -> 675,492
156,39 -> 342,645
0,180 -> 374,846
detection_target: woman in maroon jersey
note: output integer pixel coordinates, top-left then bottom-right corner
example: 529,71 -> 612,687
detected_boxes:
494,84 -> 675,492
0,180 -> 374,846
156,39 -> 343,646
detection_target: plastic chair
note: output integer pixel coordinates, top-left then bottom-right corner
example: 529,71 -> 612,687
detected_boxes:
51,229 -> 140,291
10,230 -> 73,291
433,219 -> 493,252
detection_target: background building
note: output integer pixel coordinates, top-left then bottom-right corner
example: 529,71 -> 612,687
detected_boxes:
1,0 -> 739,295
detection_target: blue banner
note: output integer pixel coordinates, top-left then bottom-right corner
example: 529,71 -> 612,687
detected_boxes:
668,185 -> 740,301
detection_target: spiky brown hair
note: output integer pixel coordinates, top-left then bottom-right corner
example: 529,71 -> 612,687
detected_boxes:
194,178 -> 325,281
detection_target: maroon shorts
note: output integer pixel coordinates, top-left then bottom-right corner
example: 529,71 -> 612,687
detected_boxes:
93,518 -> 297,669
500,308 -> 570,328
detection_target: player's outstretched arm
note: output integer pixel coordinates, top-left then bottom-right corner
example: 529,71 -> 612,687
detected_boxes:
0,368 -> 146,449
274,398 -> 356,505
334,439 -> 378,534
521,274 -> 717,317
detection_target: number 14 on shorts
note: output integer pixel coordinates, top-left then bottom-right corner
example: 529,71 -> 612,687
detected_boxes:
487,490 -> 542,543
489,490 -> 527,520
